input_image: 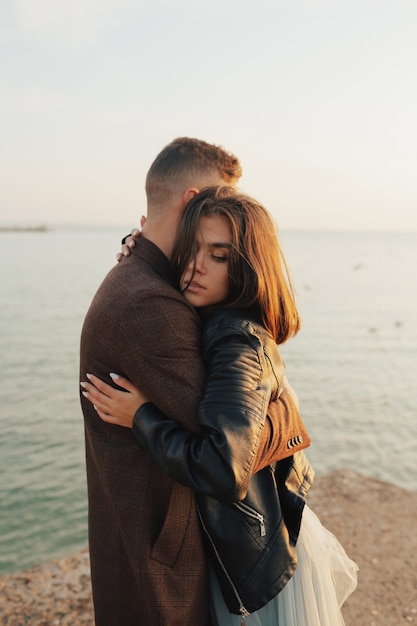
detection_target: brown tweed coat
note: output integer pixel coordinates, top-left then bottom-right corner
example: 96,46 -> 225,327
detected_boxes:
79,237 -> 309,626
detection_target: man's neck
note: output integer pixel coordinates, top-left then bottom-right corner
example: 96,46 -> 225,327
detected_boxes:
140,216 -> 178,260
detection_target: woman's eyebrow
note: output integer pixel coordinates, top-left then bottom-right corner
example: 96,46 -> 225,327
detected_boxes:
210,242 -> 232,249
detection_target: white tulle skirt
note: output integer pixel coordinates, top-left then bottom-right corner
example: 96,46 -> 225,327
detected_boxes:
209,505 -> 358,626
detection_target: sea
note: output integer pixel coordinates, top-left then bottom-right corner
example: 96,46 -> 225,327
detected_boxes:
0,227 -> 416,576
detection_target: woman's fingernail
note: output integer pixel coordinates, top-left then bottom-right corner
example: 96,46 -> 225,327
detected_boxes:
110,372 -> 119,380
86,373 -> 91,380
80,382 -> 86,388
82,391 -> 88,398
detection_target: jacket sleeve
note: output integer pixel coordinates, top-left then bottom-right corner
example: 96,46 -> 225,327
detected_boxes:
132,327 -> 273,503
251,391 -> 311,473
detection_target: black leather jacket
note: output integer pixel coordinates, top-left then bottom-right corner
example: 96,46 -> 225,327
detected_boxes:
133,309 -> 314,614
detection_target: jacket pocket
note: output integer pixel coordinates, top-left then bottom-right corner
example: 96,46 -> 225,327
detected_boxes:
233,501 -> 266,537
150,482 -> 195,568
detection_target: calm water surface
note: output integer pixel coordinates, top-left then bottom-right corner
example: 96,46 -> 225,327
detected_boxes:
0,227 -> 416,575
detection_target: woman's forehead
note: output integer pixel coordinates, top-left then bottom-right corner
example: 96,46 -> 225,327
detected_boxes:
195,214 -> 232,244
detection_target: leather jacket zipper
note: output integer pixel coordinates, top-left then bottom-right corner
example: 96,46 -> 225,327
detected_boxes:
197,506 -> 251,624
233,501 -> 266,537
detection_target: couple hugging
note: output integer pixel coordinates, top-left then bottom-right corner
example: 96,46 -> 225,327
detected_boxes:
80,137 -> 357,626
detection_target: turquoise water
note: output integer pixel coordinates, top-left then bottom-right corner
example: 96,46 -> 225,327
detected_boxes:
0,227 -> 416,575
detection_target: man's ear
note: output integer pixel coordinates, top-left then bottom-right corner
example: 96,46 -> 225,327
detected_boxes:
182,187 -> 199,207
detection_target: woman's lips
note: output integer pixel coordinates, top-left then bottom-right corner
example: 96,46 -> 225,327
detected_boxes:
183,279 -> 205,292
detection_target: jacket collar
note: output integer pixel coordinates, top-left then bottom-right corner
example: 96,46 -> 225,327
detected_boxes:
130,236 -> 177,286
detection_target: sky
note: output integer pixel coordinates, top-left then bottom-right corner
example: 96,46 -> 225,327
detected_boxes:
1,0 -> 416,232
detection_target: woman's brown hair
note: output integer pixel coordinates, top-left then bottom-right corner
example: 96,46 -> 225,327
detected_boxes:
171,186 -> 301,344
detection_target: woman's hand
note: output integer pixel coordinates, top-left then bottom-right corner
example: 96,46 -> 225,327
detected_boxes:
80,373 -> 150,427
116,218 -> 145,262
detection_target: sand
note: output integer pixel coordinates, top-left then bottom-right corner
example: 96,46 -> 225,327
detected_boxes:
1,469 -> 416,625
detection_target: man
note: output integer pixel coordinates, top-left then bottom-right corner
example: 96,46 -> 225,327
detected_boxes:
80,137 -> 309,625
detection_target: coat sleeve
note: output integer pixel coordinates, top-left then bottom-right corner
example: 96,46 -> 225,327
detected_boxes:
132,327 -> 273,503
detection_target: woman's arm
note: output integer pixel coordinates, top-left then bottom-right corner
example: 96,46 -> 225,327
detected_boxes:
81,311 -> 311,501
133,327 -> 272,503
81,367 -> 310,492
82,326 -> 274,503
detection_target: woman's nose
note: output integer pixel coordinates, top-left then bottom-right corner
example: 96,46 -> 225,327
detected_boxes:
190,252 -> 205,274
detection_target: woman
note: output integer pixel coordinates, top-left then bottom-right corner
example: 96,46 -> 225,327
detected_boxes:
81,187 -> 357,625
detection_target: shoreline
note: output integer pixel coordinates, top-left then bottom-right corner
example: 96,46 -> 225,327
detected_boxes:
1,469 -> 416,625
0,225 -> 50,233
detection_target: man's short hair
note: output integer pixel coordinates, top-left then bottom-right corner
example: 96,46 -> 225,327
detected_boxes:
145,137 -> 242,208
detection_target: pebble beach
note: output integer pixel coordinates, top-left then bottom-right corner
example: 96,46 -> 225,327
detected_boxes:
1,469 -> 416,626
